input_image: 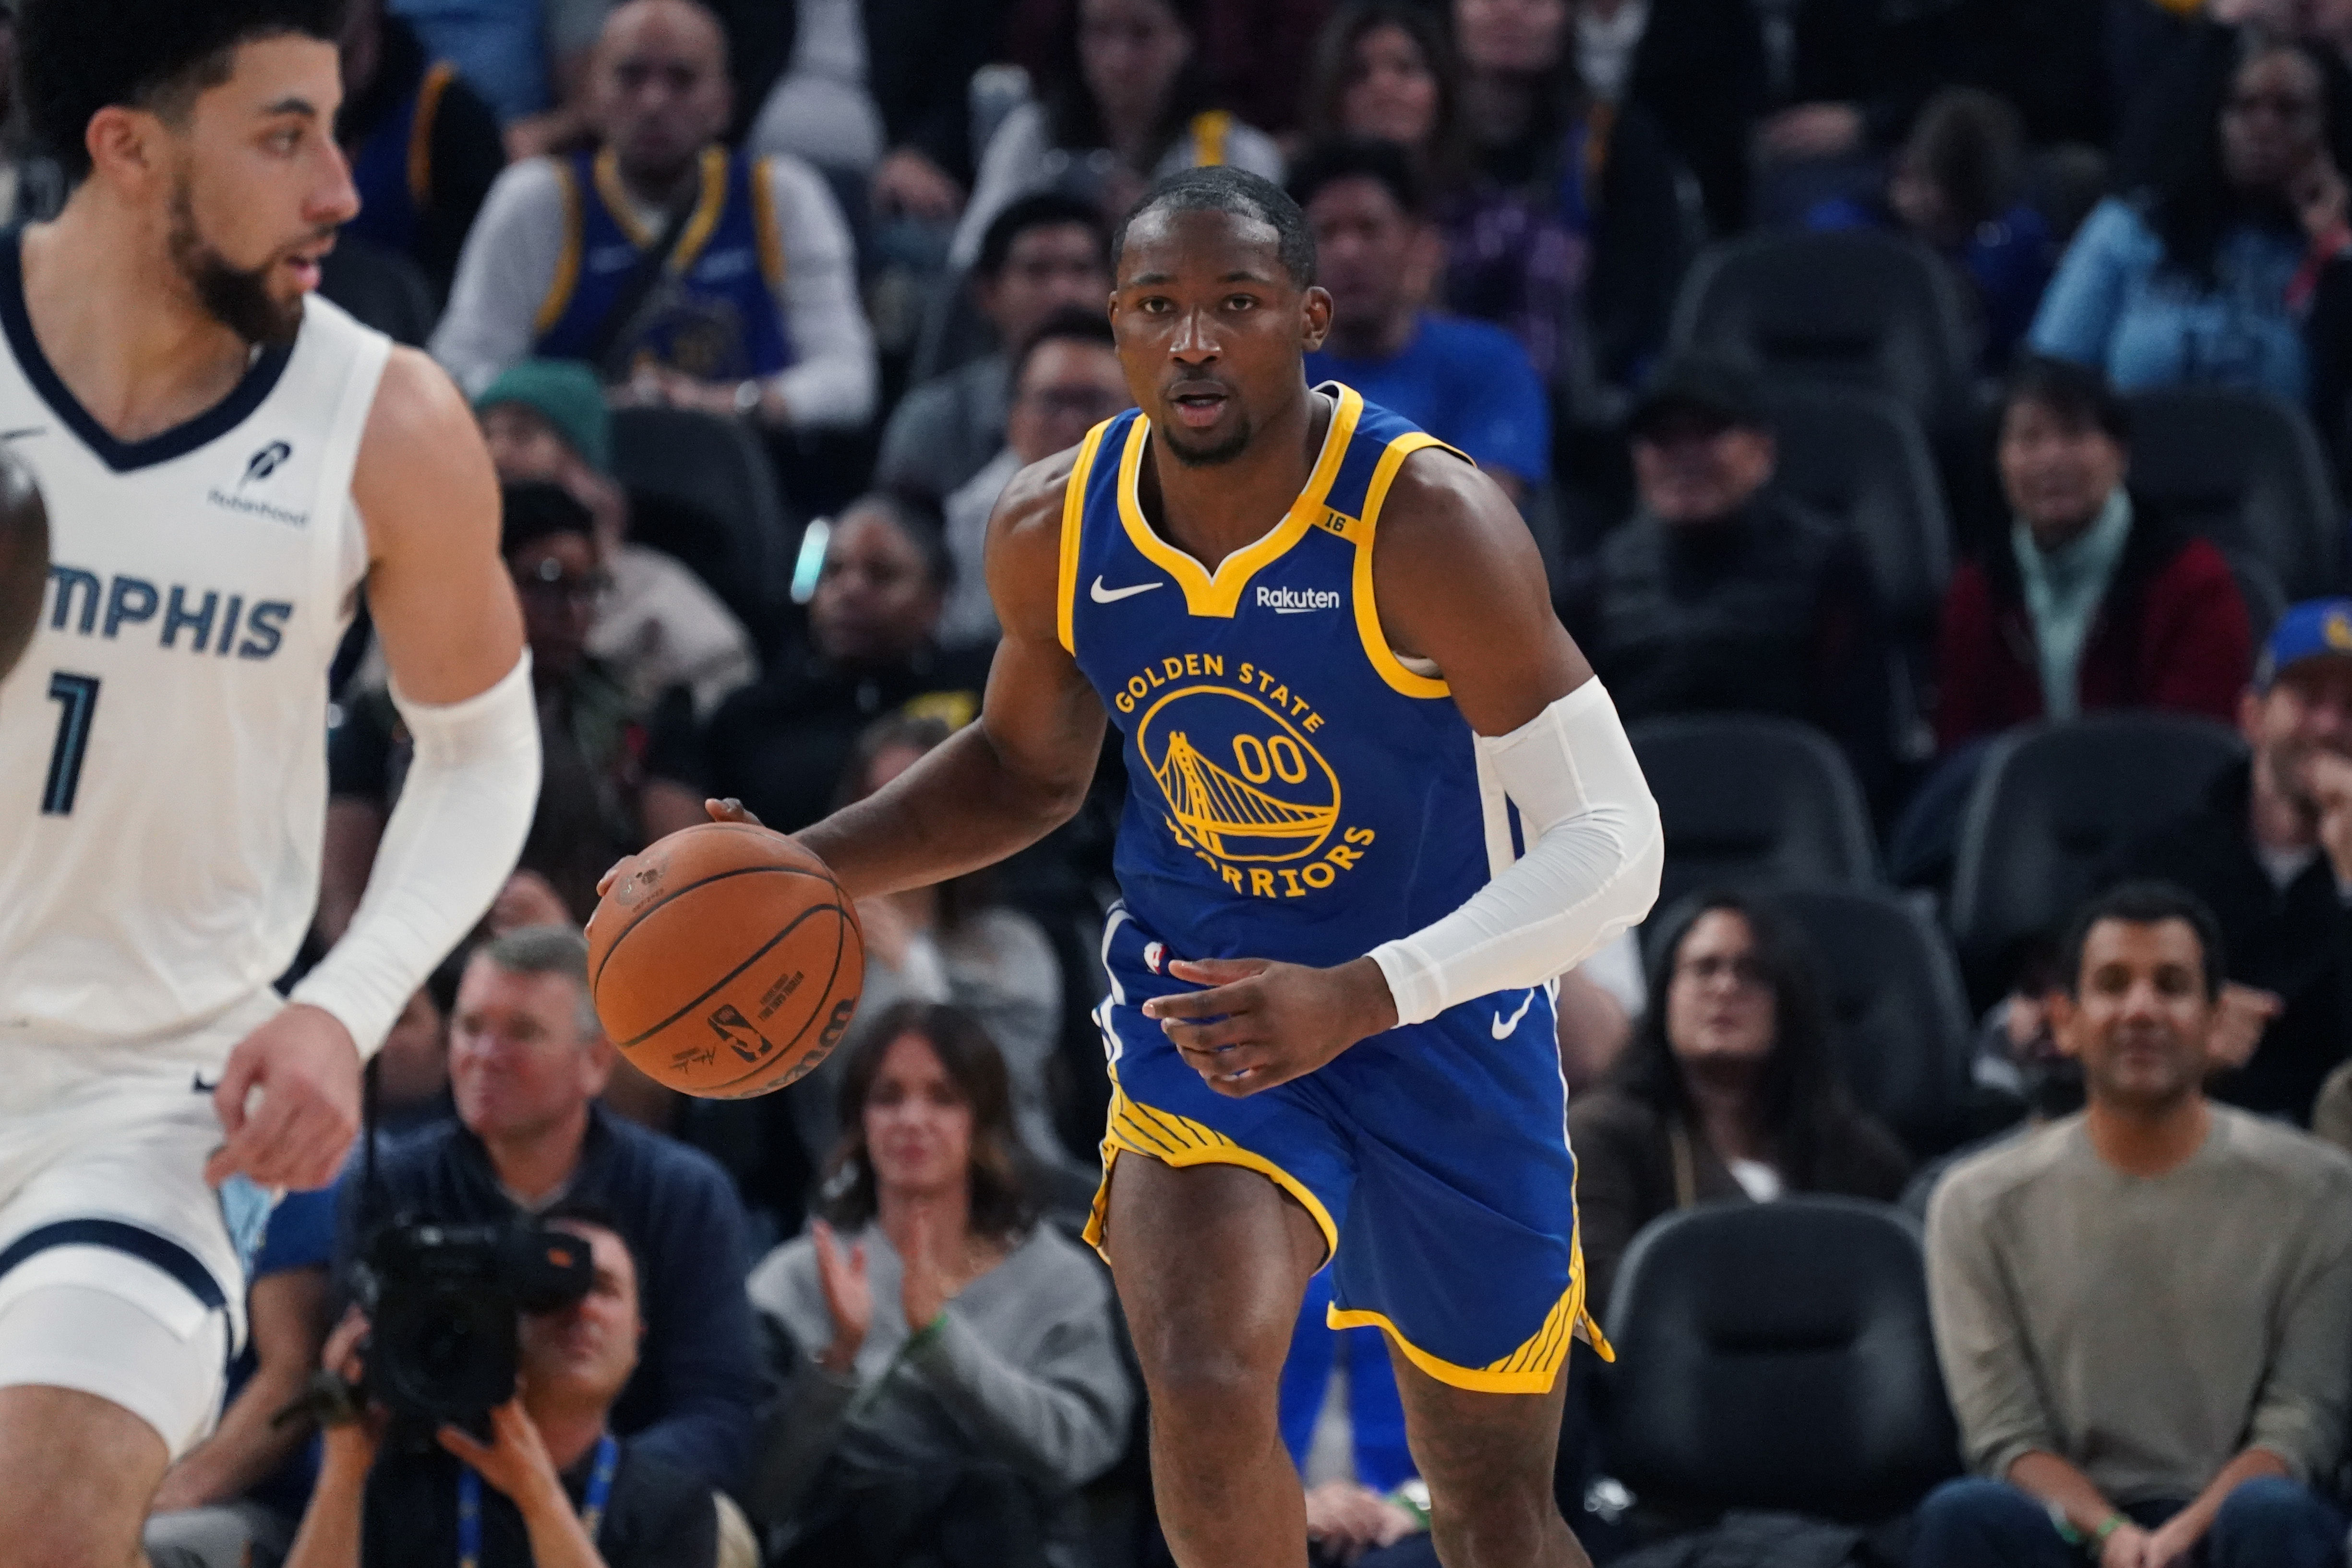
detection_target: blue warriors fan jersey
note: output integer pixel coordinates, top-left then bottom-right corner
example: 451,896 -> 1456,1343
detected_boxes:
1066,385 -> 1608,1392
534,147 -> 792,380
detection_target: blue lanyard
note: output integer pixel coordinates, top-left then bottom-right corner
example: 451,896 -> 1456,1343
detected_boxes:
458,1431 -> 618,1568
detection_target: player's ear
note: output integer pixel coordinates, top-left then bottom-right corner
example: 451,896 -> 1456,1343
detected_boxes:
85,106 -> 170,195
1300,285 -> 1333,354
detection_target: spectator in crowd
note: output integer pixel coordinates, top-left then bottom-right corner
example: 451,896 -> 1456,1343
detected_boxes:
387,0 -> 609,141
2113,0 -> 2352,207
1569,893 -> 1912,1312
377,981 -> 459,1136
949,0 -> 1285,271
1560,0 -> 1768,239
745,0 -> 1003,216
645,492 -> 988,838
1299,2 -> 1471,188
941,309 -> 1131,646
289,1214 -> 720,1568
332,927 -> 762,1492
746,1003 -> 1134,1568
336,0 -> 507,300
1012,0 -> 1336,142
433,0 -> 878,432
326,484 -> 647,927
1936,357 -> 2251,751
1808,88 -> 2057,370
475,359 -> 758,716
143,1190 -> 337,1568
1914,882 -> 2352,1568
793,715 -> 1088,1214
1445,0 -> 1685,403
1294,139 -> 1551,502
2112,599 -> 2352,1127
877,194 -> 1113,504
2029,40 -> 2346,407
1560,353 -> 1895,798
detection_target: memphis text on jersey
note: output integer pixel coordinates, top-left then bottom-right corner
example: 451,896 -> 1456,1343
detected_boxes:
41,564 -> 294,659
1110,650 -> 1377,902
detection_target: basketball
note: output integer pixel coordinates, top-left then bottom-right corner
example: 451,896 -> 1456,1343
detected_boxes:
586,823 -> 865,1100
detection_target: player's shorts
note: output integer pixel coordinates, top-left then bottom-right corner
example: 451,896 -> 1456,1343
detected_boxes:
1082,906 -> 1611,1393
0,990 -> 275,1456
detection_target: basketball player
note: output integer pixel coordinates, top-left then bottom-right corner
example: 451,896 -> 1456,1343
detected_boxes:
0,4 -> 541,1562
690,167 -> 1662,1565
0,449 -> 45,682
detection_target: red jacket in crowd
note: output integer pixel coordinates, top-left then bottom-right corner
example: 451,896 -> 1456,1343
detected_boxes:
1934,501 -> 2253,751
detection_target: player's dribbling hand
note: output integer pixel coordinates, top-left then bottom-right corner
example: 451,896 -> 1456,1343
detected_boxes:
1145,956 -> 1400,1097
204,1004 -> 362,1190
594,799 -> 768,899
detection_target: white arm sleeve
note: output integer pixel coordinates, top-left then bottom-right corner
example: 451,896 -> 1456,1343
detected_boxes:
292,654 -> 542,1053
1367,680 -> 1664,1027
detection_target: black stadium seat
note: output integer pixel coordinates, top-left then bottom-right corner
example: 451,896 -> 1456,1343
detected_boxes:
1764,383 -> 1953,641
2123,387 -> 2343,599
1946,713 -> 2247,997
1629,716 -> 1879,911
609,407 -> 794,636
1775,886 -> 1974,1152
1668,230 -> 1977,438
1603,1198 -> 1960,1522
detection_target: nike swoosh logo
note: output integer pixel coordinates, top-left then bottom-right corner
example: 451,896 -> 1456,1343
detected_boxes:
191,1071 -> 221,1094
1091,576 -> 1163,604
1491,990 -> 1537,1039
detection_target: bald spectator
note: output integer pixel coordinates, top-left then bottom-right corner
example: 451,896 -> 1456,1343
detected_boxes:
939,309 -> 1131,646
877,193 -> 1112,503
433,0 -> 877,431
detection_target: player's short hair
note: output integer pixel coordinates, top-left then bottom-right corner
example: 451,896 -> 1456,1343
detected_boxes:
470,925 -> 602,1040
17,0 -> 350,183
1010,304 -> 1117,387
1113,166 -> 1318,288
2058,880 -> 2227,1000
975,191 -> 1107,280
1287,138 -> 1427,223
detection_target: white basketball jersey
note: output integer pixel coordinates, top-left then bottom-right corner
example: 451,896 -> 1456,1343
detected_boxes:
0,254 -> 390,1050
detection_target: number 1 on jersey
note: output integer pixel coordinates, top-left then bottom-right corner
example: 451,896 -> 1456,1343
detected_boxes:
41,672 -> 99,816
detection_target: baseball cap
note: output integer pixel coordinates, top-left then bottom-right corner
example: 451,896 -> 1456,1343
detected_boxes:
1625,352 -> 1769,439
2256,598 -> 2352,689
474,360 -> 612,475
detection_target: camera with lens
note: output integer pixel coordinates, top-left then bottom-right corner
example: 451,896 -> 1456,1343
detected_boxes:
349,1217 -> 594,1443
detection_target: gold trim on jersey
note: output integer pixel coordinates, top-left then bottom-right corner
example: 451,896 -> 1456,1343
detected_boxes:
593,145 -> 730,271
1327,1257 -> 1612,1394
1056,419 -> 1116,654
1114,386 -> 1361,619
536,160 -> 585,336
1351,433 -> 1458,699
750,156 -> 788,291
1085,1078 -> 1340,1266
408,61 -> 457,212
1189,109 -> 1233,168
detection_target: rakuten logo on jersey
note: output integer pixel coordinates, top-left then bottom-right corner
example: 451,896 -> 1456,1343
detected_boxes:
1255,585 -> 1341,614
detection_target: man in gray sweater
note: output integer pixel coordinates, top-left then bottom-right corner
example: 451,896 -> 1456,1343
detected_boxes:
1914,881 -> 2352,1568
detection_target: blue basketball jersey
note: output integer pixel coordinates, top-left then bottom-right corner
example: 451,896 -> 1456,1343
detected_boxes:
345,60 -> 456,262
534,147 -> 792,379
1061,385 -> 1501,967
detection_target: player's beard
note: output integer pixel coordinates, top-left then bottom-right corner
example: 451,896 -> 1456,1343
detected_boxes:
1163,414 -> 1254,468
167,181 -> 306,349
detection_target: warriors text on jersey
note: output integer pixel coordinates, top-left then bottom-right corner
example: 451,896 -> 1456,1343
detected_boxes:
1066,385 -> 1608,1392
0,239 -> 390,1048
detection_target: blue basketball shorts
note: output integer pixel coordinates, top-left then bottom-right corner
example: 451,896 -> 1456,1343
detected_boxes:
1082,906 -> 1611,1392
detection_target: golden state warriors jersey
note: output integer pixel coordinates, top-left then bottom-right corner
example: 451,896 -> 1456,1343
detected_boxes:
1062,385 -> 1509,967
0,240 -> 388,1049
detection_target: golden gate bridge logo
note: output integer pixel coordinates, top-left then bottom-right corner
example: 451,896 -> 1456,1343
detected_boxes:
1137,686 -> 1342,863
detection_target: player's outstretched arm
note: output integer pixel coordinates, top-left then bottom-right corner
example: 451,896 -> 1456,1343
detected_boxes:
793,448 -> 1111,900
209,349 -> 540,1190
1147,452 -> 1663,1095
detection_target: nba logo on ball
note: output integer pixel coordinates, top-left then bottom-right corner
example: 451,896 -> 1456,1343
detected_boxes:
1145,941 -> 1166,974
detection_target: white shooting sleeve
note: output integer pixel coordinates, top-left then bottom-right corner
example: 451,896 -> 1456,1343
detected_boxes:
291,652 -> 542,1053
1367,680 -> 1664,1027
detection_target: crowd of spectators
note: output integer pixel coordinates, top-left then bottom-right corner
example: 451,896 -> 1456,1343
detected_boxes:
47,0 -> 2351,1560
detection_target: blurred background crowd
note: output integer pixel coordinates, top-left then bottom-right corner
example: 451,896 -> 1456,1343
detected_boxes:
30,0 -> 2352,1562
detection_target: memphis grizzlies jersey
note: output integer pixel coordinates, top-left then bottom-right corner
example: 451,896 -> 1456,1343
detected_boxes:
0,241 -> 390,1047
1062,385 -> 1512,967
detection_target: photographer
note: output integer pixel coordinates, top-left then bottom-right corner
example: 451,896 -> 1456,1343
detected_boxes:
285,1214 -> 716,1568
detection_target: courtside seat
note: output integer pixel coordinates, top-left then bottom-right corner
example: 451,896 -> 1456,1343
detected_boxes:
1630,716 -> 1879,912
609,406 -> 793,637
2123,387 -> 2343,599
